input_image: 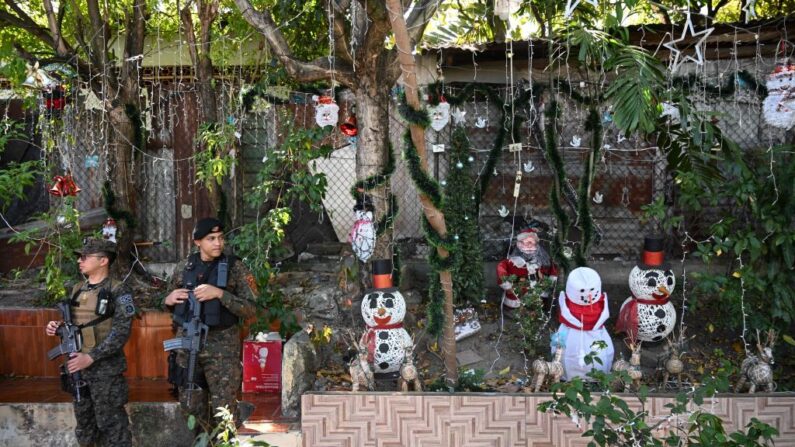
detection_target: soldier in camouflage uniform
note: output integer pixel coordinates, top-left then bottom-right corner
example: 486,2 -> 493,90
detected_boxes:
45,238 -> 134,447
164,217 -> 257,429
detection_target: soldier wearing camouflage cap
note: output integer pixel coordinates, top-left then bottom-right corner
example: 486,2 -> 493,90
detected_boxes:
45,237 -> 134,447
164,217 -> 258,430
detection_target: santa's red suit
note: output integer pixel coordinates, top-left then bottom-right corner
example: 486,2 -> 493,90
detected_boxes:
497,257 -> 558,307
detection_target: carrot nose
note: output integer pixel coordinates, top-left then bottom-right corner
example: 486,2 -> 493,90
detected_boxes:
378,308 -> 386,316
657,286 -> 670,296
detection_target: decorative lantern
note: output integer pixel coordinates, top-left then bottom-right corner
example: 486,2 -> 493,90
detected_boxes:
313,95 -> 339,127
763,59 -> 795,129
360,259 -> 412,374
348,196 -> 375,262
102,218 -> 118,243
49,173 -> 81,197
616,236 -> 677,343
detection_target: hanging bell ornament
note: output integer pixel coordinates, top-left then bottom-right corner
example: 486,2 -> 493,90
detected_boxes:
340,114 -> 358,137
49,173 -> 81,197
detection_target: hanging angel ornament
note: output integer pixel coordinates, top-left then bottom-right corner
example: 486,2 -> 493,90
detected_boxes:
429,97 -> 451,131
348,196 -> 376,262
313,95 -> 339,127
762,60 -> 795,130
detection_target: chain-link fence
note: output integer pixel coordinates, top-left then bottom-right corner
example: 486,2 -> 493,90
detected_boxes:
13,56 -> 782,266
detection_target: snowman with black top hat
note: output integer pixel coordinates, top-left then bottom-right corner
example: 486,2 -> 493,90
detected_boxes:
360,259 -> 412,374
616,236 -> 677,343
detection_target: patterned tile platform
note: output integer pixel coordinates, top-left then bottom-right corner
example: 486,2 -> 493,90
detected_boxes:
302,392 -> 795,447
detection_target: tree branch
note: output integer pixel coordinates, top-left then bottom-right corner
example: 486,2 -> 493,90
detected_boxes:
233,0 -> 353,84
86,0 -> 109,68
0,3 -> 58,50
66,0 -> 93,58
406,0 -> 444,46
42,0 -> 70,56
330,1 -> 354,66
180,1 -> 200,67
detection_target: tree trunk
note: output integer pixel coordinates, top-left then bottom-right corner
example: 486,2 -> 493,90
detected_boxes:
353,77 -> 393,263
107,104 -> 138,271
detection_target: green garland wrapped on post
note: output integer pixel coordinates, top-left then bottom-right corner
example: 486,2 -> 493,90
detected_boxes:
543,101 -> 571,273
575,108 -> 601,266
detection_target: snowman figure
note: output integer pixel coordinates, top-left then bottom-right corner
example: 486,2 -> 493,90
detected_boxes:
348,196 -> 376,262
553,267 -> 614,381
616,236 -> 677,343
360,260 -> 412,373
497,228 -> 558,309
313,95 -> 339,128
763,59 -> 795,130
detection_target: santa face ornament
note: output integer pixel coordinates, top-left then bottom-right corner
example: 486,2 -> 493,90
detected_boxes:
429,101 -> 451,131
313,95 -> 339,127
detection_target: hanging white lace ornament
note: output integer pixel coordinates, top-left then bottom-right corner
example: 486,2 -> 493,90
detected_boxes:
348,209 -> 376,262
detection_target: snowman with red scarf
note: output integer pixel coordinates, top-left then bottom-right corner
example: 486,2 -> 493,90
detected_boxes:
616,236 -> 677,343
496,228 -> 558,309
360,260 -> 412,374
553,267 -> 614,380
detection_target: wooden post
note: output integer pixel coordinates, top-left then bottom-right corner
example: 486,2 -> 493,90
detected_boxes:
386,0 -> 457,386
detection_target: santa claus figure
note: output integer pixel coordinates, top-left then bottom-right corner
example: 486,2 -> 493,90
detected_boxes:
497,228 -> 558,309
553,267 -> 614,381
616,236 -> 677,343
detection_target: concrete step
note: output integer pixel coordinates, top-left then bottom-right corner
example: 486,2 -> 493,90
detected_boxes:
0,378 -> 302,447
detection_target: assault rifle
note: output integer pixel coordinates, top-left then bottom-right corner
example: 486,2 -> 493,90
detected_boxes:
163,282 -> 208,405
47,301 -> 87,402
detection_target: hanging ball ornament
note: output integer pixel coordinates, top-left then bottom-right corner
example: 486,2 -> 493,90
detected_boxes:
467,156 -> 474,162
456,161 -> 464,169
340,114 -> 358,136
441,180 -> 447,186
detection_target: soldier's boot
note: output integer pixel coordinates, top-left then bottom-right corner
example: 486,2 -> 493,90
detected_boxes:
236,401 -> 256,427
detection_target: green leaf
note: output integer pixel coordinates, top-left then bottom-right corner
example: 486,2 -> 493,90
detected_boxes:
783,334 -> 795,346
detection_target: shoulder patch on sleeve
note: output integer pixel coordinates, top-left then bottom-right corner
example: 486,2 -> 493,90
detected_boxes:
117,293 -> 136,317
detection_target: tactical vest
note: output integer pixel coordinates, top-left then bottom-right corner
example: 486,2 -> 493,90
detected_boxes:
173,253 -> 238,329
70,278 -> 120,353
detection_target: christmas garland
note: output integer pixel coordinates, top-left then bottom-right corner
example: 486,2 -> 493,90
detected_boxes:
671,70 -> 767,98
102,180 -> 136,229
423,82 -> 529,199
575,107 -> 601,266
543,101 -> 571,273
397,93 -> 456,336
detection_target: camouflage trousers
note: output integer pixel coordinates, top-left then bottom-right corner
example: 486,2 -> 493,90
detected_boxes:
178,326 -> 242,430
73,373 -> 131,447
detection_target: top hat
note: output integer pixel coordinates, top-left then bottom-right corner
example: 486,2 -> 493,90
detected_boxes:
639,235 -> 670,269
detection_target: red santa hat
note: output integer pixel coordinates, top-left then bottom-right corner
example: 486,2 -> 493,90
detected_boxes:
516,228 -> 538,241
